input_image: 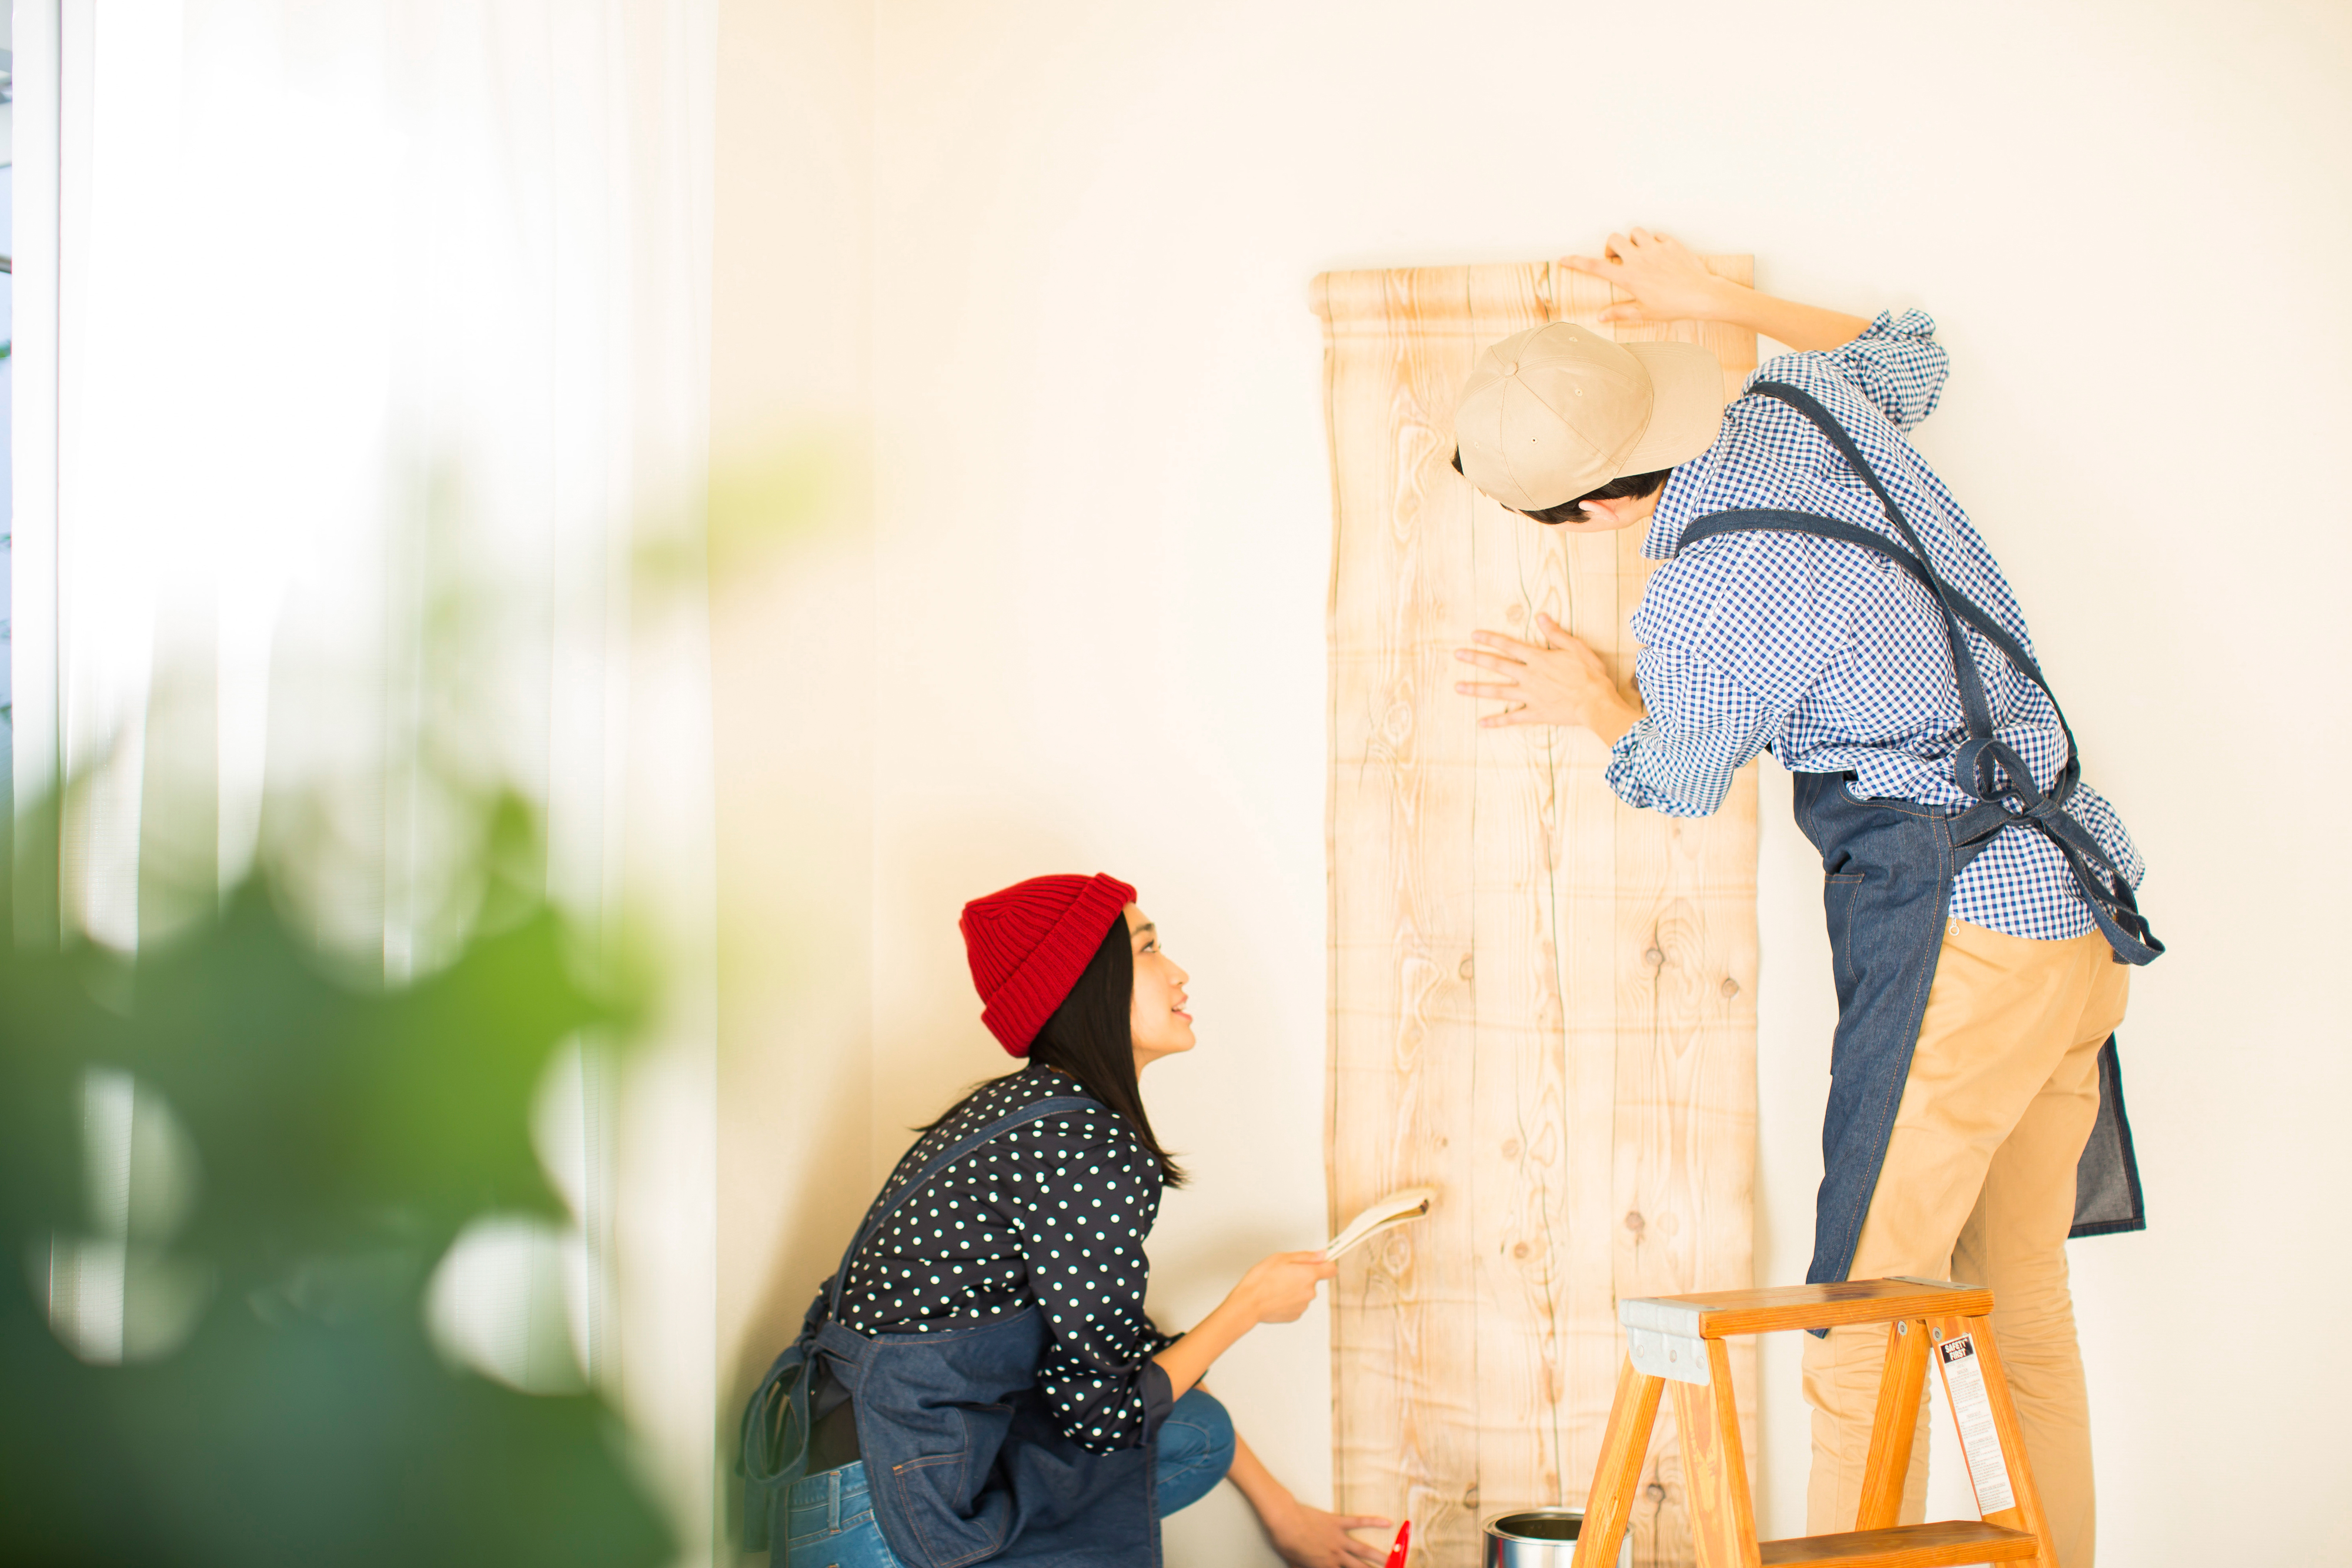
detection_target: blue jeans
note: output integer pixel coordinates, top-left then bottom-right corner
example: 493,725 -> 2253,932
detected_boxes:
782,1388 -> 1235,1567
1152,1388 -> 1237,1514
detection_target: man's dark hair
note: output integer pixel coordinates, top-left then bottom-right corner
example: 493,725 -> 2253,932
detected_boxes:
1450,447 -> 1671,525
925,917 -> 1185,1186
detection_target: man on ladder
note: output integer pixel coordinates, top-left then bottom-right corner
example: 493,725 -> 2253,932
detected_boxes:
1448,228 -> 2160,1568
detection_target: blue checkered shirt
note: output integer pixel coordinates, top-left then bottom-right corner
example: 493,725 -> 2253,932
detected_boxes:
1604,310 -> 2144,941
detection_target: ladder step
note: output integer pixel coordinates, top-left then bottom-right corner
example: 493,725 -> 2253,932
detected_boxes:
1623,1278 -> 1994,1338
1758,1520 -> 2040,1567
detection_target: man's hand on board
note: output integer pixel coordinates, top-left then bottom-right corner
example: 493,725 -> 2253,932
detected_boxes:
1454,614 -> 1641,739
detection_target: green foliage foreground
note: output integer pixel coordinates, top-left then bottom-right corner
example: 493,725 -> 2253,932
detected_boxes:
0,855 -> 676,1567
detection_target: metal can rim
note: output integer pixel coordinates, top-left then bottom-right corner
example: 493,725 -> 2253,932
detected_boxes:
1480,1507 -> 1590,1543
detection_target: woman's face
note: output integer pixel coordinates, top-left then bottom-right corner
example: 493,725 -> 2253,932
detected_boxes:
1124,904 -> 1194,1072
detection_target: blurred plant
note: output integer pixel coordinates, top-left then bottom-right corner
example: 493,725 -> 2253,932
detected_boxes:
0,795 -> 674,1568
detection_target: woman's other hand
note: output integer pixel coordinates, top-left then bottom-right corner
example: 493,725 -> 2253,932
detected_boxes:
1234,1251 -> 1337,1324
1261,1497 -> 1393,1568
1562,227 -> 1730,325
1226,1432 -> 1392,1568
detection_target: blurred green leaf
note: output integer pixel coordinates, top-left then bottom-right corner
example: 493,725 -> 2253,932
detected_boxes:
0,1255 -> 670,1568
115,884 -> 600,1278
0,799 -> 674,1568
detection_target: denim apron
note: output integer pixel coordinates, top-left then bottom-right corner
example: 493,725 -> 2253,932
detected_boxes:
1673,382 -> 2163,1290
741,1097 -> 1161,1567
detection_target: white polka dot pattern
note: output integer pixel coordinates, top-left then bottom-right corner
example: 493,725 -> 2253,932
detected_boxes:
834,1065 -> 1174,1455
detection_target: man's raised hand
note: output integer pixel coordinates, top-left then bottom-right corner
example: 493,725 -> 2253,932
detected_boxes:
1564,225 -> 1870,351
1561,228 -> 1729,326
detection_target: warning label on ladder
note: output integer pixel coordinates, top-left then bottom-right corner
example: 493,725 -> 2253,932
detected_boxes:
1938,1335 -> 2016,1514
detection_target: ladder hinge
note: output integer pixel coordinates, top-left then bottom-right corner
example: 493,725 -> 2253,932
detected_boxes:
1619,1296 -> 1711,1386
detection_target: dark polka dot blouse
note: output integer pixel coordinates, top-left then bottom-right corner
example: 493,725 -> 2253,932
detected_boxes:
833,1065 -> 1175,1455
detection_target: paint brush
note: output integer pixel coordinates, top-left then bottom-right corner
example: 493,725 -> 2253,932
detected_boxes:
1324,1187 -> 1436,1262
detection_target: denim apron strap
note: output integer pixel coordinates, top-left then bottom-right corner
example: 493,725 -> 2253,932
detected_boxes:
1678,380 -> 2161,967
738,1095 -> 1098,1554
825,1096 -> 1098,1319
1669,385 -> 2156,1281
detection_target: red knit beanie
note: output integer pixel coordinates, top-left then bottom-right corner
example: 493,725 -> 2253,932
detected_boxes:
959,872 -> 1137,1057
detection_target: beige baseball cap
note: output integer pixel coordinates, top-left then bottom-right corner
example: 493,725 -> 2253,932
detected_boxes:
1452,323 -> 1725,513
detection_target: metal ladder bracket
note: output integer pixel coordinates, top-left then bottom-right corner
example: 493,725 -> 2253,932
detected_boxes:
1619,1296 -> 1710,1386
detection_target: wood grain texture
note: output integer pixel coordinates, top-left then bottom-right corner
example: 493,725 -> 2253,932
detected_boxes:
1855,1322 -> 1931,1532
1322,265 -> 1539,1555
1641,1279 -> 1995,1338
1572,1359 -> 1666,1568
1317,257 -> 1759,1567
1555,259 -> 1763,1561
1673,1339 -> 1762,1568
1755,1523 -> 2041,1567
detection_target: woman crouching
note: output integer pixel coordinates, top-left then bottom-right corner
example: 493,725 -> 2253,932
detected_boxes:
744,872 -> 1388,1567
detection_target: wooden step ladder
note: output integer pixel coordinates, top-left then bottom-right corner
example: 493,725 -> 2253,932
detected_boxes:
1571,1278 -> 2056,1568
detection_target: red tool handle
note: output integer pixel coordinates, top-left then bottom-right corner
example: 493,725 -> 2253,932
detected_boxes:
1382,1520 -> 1411,1568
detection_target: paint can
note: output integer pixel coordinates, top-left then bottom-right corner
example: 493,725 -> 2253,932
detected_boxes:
1481,1509 -> 1632,1568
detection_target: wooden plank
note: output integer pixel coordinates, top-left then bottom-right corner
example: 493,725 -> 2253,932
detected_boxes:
1635,1280 -> 1996,1338
1554,255 -> 1761,1568
1672,1339 -> 1762,1568
1318,254 -> 1760,1568
1548,514 -> 1639,1538
1572,1359 -> 1666,1568
1756,1523 -> 2040,1567
1466,260 -> 1615,1529
1853,1320 -> 1932,1531
1321,265 -> 1512,1559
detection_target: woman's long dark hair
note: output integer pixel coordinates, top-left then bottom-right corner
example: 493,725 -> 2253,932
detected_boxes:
927,916 -> 1185,1186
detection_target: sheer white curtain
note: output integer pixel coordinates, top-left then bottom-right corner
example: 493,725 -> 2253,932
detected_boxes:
14,0 -> 719,1551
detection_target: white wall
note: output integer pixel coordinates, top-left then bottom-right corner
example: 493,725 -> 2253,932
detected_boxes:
707,0 -> 878,1548
726,2 -> 2352,1561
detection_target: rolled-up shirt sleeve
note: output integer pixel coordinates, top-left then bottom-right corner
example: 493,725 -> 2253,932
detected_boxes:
1606,643 -> 1783,817
1609,533 -> 1850,817
1812,308 -> 1947,432
1019,1120 -> 1175,1454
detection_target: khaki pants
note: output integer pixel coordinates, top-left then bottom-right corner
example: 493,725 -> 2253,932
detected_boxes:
1801,919 -> 2127,1568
